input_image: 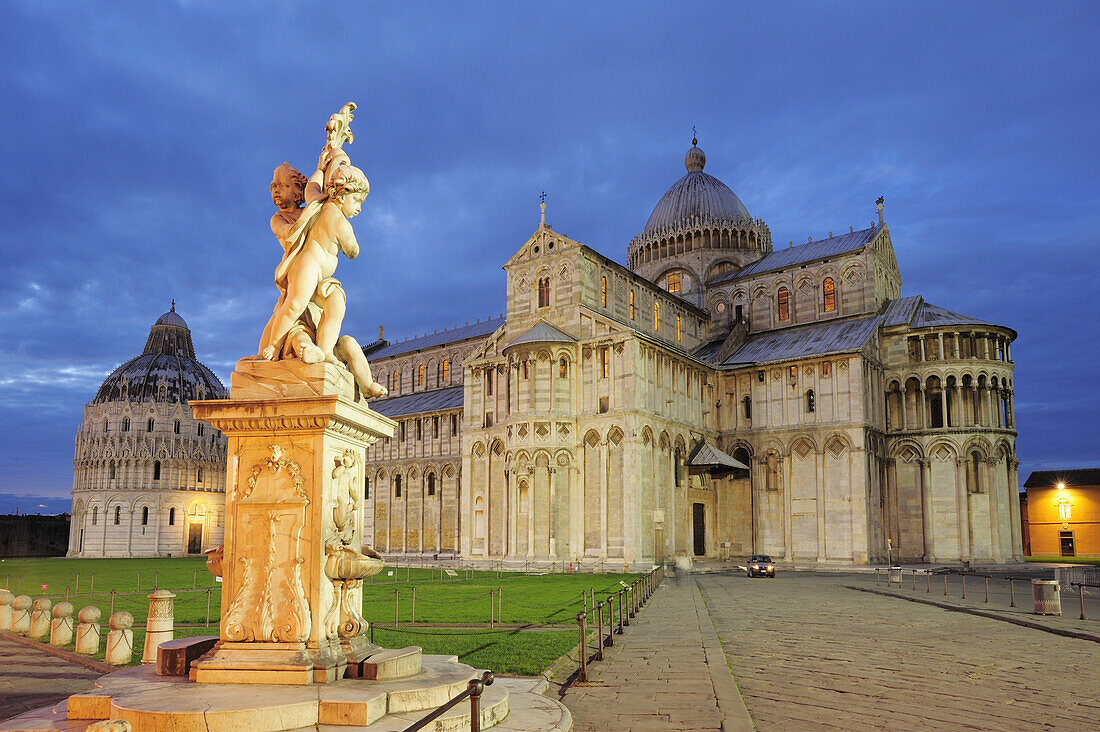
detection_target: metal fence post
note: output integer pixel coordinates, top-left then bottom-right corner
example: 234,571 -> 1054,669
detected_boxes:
926,571 -> 931,593
1009,578 -> 1016,607
489,589 -> 494,628
136,571 -> 141,592
984,576 -> 989,604
961,574 -> 967,600
205,588 -> 212,627
595,602 -> 604,660
395,589 -> 400,626
1079,584 -> 1087,620
620,589 -> 627,629
605,596 -> 615,647
576,612 -> 588,682
944,572 -> 948,596
411,587 -> 416,623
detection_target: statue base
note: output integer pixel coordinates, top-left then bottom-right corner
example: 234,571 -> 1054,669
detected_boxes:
188,359 -> 396,685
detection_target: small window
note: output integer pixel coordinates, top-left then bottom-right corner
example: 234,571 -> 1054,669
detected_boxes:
114,506 -> 121,525
109,462 -> 116,480
364,476 -> 371,500
197,468 -> 204,483
104,419 -> 109,433
486,369 -> 493,396
667,273 -> 681,294
822,362 -> 831,377
654,301 -> 660,332
484,412 -> 493,428
822,277 -> 836,313
790,366 -> 798,379
169,507 -> 175,526
147,418 -> 155,432
153,461 -> 161,480
598,396 -> 609,413
757,370 -> 765,383
451,413 -> 458,436
141,506 -> 149,525
433,415 -> 440,438
197,423 -> 204,437
629,290 -> 636,319
122,417 -> 130,432
417,364 -> 424,387
538,278 -> 550,308
92,506 -> 98,525
394,475 -> 402,498
676,315 -> 682,343
735,304 -> 744,322
806,389 -> 816,413
600,347 -> 609,378
523,361 -> 529,379
174,419 -> 180,434
399,422 -> 406,441
416,420 -> 422,441
743,396 -> 752,419
559,358 -> 568,378
777,287 -> 790,321
428,474 -> 436,496
442,360 -> 450,383
601,276 -> 608,307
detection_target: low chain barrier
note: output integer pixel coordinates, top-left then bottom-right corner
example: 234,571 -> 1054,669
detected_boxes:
572,565 -> 663,683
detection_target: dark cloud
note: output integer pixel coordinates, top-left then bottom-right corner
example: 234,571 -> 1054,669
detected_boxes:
1,1 -> 1097,501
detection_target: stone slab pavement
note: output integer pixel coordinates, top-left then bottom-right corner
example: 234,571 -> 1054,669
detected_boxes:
699,572 -> 1100,731
560,575 -> 754,731
0,635 -> 100,723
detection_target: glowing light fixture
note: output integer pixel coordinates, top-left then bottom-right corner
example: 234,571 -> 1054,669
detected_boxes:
1057,482 -> 1066,490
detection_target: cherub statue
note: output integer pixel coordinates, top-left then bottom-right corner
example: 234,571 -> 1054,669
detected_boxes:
257,104 -> 386,398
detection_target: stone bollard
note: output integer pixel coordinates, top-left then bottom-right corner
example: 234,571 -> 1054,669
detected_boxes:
29,598 -> 52,640
0,589 -> 12,630
75,606 -> 102,655
11,595 -> 32,635
50,602 -> 75,647
105,612 -> 134,666
141,589 -> 176,664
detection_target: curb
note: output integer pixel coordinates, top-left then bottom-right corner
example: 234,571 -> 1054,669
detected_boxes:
847,586 -> 1100,644
0,629 -> 116,674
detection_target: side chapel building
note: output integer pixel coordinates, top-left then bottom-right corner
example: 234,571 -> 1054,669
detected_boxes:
361,141 -> 1023,567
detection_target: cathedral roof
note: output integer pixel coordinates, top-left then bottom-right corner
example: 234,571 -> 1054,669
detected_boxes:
369,385 -> 464,419
641,142 -> 751,236
505,321 -> 576,350
1024,469 -> 1100,489
715,314 -> 882,368
882,296 -> 1006,332
709,224 -> 882,284
93,307 -> 227,405
368,317 -> 505,360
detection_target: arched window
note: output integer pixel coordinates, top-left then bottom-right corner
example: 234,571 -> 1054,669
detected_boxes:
676,315 -> 682,342
364,476 -> 370,500
485,369 -> 493,396
1057,498 -> 1072,521
559,358 -> 568,378
427,473 -> 436,496
122,417 -> 131,432
538,278 -> 550,308
743,396 -> 752,419
147,418 -> 155,432
966,451 -> 982,493
141,506 -> 149,525
601,276 -> 608,307
600,347 -> 609,378
766,453 -> 779,492
174,420 -> 180,434
523,360 -> 529,379
108,462 -> 116,480
417,364 -> 424,386
806,389 -> 816,413
114,506 -> 121,525
153,461 -> 161,480
654,301 -> 660,332
777,287 -> 790,321
442,360 -> 450,383
394,475 -> 402,498
629,290 -> 636,319
169,507 -> 175,525
822,277 -> 836,313
197,467 -> 204,483
92,506 -> 98,525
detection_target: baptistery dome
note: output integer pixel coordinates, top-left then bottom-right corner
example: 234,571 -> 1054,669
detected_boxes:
93,305 -> 227,405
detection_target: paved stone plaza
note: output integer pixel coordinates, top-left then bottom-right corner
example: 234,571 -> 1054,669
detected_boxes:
0,635 -> 98,722
563,572 -> 1100,731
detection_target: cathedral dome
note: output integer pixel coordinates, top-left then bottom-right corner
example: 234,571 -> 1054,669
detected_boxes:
642,141 -> 751,236
92,306 -> 228,405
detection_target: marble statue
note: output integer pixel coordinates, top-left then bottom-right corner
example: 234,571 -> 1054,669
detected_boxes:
257,103 -> 387,399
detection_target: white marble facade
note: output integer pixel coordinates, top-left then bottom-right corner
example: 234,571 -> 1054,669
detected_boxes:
68,308 -> 228,557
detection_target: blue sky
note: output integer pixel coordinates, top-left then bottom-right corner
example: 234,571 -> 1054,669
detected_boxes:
0,2 -> 1097,513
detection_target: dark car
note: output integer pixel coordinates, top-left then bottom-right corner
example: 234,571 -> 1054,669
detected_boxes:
747,554 -> 775,578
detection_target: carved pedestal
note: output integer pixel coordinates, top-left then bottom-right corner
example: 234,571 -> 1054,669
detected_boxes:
189,360 -> 395,685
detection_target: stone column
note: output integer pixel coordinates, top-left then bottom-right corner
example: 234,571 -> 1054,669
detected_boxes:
918,459 -> 935,562
106,612 -> 134,666
1007,458 -> 1024,561
50,602 -> 74,647
141,590 -> 175,664
939,389 -> 948,429
11,595 -> 31,635
884,458 -> 898,559
0,590 -> 12,630
29,598 -> 52,640
75,606 -> 101,655
189,360 -> 396,685
955,458 -> 971,562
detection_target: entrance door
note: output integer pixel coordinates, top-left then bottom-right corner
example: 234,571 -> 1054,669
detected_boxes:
187,522 -> 203,554
1059,531 -> 1075,557
693,503 -> 706,556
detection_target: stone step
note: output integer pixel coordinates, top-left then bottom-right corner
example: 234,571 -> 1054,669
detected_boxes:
347,645 -> 422,681
360,681 -> 509,732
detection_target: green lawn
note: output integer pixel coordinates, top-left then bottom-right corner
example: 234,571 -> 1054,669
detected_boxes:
1025,555 -> 1100,566
1,557 -> 638,674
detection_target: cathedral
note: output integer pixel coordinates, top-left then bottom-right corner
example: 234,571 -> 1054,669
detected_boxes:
68,307 -> 229,557
360,140 -> 1022,567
